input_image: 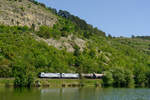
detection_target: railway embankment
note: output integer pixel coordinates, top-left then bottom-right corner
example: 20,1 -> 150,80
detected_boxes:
0,78 -> 103,88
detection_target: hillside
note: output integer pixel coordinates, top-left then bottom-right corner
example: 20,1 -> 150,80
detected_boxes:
0,0 -> 150,87
0,0 -> 57,28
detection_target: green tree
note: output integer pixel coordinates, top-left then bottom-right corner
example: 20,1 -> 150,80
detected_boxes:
12,60 -> 34,87
103,71 -> 113,86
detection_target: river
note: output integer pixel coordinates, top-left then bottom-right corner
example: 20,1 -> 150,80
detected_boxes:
0,87 -> 150,100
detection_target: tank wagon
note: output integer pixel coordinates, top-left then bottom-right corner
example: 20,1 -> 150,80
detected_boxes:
81,74 -> 93,78
94,73 -> 104,78
81,73 -> 104,79
39,72 -> 104,79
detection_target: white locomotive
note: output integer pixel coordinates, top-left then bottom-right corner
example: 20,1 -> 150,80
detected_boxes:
40,72 -> 61,78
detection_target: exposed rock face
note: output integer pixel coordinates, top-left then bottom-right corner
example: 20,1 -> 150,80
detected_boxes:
0,0 -> 57,28
33,34 -> 86,52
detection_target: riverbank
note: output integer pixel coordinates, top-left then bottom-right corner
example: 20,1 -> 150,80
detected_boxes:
0,78 -> 14,87
0,78 -> 103,88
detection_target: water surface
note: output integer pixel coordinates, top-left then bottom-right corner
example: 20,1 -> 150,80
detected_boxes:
0,87 -> 150,100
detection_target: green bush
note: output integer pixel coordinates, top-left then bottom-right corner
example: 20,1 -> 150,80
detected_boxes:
0,65 -> 12,78
103,71 -> 113,86
111,67 -> 134,87
36,26 -> 52,38
13,61 -> 34,87
134,66 -> 147,87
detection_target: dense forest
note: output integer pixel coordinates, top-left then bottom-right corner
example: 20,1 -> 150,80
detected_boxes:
0,0 -> 150,87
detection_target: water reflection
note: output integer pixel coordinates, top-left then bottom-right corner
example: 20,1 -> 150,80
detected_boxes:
40,88 -> 150,100
41,88 -> 79,100
1,87 -> 150,100
0,87 -> 41,100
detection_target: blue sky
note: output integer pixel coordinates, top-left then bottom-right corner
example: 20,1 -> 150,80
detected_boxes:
36,0 -> 150,37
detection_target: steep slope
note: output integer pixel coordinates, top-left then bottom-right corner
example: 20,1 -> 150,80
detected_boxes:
0,0 -> 87,52
0,0 -> 57,28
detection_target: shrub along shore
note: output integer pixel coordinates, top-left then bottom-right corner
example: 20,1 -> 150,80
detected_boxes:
0,78 -> 147,88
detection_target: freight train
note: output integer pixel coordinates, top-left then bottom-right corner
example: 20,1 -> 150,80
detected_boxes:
39,72 -> 104,79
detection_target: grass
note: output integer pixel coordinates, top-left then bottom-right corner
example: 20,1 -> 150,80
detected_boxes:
0,78 -> 103,88
37,78 -> 103,88
0,78 -> 14,87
